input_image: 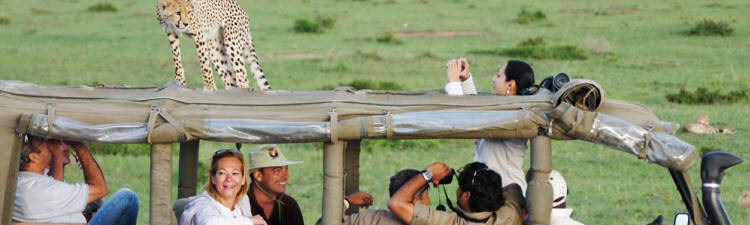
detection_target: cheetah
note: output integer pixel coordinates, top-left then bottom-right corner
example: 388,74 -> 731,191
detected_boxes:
156,0 -> 271,90
683,114 -> 737,135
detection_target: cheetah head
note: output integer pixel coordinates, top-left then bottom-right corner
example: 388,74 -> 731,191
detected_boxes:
157,0 -> 191,32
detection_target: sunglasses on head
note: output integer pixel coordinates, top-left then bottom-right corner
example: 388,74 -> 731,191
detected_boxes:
212,149 -> 242,160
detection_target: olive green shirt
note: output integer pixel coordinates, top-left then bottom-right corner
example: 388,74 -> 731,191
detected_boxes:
411,188 -> 524,225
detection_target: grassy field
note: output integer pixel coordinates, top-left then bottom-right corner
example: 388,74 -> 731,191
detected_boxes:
2,0 -> 749,224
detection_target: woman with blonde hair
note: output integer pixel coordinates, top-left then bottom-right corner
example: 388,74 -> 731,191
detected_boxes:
180,149 -> 267,225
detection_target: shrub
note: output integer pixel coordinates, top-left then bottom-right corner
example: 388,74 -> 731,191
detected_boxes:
665,87 -> 747,104
515,8 -> 546,24
88,2 -> 118,12
686,19 -> 733,36
293,19 -> 323,33
320,79 -> 403,90
548,45 -> 588,60
470,37 -> 587,60
0,17 -> 9,25
315,15 -> 336,29
375,30 -> 403,44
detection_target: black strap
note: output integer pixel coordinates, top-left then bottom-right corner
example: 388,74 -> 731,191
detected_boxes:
440,185 -> 495,223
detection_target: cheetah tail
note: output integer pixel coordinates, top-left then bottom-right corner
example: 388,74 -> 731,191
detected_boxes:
244,41 -> 271,90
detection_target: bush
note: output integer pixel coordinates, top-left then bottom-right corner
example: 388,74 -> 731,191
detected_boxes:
320,79 -> 403,90
665,87 -> 747,104
515,8 -> 546,24
375,30 -> 403,44
293,19 -> 323,33
88,2 -> 118,12
469,37 -> 587,60
315,15 -> 336,29
686,19 -> 733,36
0,17 -> 10,25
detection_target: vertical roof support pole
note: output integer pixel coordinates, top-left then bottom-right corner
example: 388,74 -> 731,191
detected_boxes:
343,141 -> 362,215
527,135 -> 552,225
322,141 -> 345,225
0,132 -> 22,224
151,143 -> 176,225
178,140 -> 200,198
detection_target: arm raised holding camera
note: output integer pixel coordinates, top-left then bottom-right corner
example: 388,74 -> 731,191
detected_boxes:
65,141 -> 109,203
388,162 -> 452,224
445,58 -> 477,96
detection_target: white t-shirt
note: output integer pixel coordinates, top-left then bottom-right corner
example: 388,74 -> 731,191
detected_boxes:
446,76 -> 529,194
551,208 -> 584,225
180,191 -> 254,225
13,171 -> 89,223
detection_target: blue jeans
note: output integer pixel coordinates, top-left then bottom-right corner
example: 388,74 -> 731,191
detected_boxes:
90,188 -> 140,225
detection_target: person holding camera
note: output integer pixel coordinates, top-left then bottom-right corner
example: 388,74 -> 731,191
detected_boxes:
444,58 -> 535,195
388,162 -> 524,225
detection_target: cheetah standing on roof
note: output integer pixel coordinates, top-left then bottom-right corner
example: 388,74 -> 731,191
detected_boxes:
156,0 -> 271,90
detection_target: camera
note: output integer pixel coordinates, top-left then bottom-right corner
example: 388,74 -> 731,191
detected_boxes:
540,73 -> 570,93
438,168 -> 456,185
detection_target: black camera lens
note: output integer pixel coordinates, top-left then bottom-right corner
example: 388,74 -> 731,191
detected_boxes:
438,168 -> 456,184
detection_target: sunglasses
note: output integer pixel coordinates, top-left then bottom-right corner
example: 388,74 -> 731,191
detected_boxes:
212,149 -> 242,161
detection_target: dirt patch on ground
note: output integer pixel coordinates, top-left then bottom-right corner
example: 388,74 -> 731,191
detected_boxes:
395,30 -> 487,38
267,52 -> 325,59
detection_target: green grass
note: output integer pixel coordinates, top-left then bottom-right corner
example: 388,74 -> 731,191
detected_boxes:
1,0 -> 750,224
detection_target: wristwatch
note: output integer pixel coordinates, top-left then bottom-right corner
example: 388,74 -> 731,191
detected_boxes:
421,170 -> 433,182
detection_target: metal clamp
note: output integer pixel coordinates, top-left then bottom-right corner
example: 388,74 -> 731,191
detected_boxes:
383,110 -> 393,139
329,107 -> 338,143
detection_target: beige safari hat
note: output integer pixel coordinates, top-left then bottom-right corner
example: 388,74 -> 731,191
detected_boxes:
248,144 -> 302,170
550,170 -> 568,207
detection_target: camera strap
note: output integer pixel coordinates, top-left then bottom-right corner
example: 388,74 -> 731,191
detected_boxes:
440,185 -> 495,223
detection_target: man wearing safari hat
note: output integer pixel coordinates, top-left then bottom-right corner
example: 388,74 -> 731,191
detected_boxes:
247,144 -> 304,225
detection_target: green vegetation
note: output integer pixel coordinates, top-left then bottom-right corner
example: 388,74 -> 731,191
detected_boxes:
515,7 -> 546,24
0,17 -> 9,25
374,30 -> 403,44
686,19 -> 734,36
2,0 -> 749,224
293,19 -> 323,33
87,2 -> 118,12
666,87 -> 747,104
320,79 -> 403,90
315,15 -> 336,29
470,37 -> 587,60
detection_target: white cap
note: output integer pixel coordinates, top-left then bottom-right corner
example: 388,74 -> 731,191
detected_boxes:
550,170 -> 567,207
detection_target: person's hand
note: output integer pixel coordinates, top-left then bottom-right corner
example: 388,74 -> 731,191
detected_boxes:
250,215 -> 268,225
63,141 -> 85,168
446,59 -> 463,82
457,58 -> 471,81
425,162 -> 451,186
346,191 -> 374,208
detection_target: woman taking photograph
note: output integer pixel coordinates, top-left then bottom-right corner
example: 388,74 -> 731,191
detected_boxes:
444,58 -> 535,195
181,149 -> 267,225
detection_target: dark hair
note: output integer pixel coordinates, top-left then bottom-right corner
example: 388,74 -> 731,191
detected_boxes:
457,162 -> 504,212
389,169 -> 421,197
504,60 -> 535,94
19,136 -> 44,171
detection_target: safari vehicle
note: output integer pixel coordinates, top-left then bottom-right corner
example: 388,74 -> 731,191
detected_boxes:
0,79 -> 741,225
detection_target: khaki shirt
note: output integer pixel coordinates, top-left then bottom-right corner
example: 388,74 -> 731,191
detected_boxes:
344,209 -> 405,225
411,188 -> 524,225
